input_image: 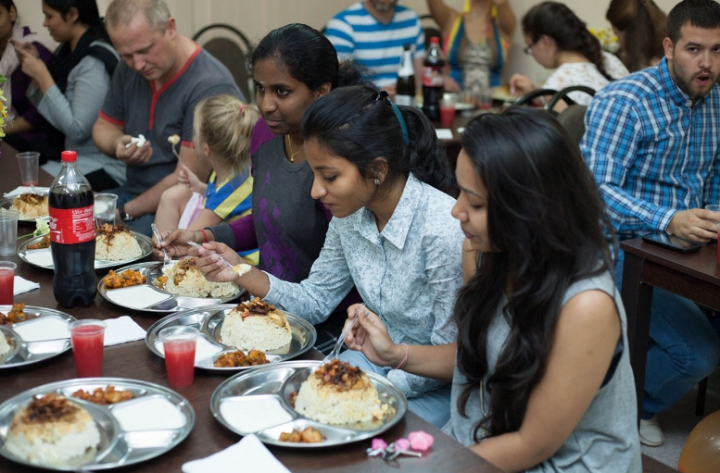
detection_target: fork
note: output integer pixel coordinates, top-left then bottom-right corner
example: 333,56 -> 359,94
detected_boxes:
322,306 -> 363,364
150,223 -> 172,268
186,241 -> 235,272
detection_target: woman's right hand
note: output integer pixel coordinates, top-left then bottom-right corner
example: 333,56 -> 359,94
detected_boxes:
509,73 -> 536,96
152,229 -> 203,258
11,40 -> 39,59
344,304 -> 405,368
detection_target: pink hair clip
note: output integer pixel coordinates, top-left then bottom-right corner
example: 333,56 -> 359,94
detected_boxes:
239,104 -> 246,114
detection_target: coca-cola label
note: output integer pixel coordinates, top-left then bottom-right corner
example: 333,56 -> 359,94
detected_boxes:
422,66 -> 444,87
49,206 -> 95,244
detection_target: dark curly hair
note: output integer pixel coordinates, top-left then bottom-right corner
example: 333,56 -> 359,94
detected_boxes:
523,2 -> 612,80
454,107 -> 615,440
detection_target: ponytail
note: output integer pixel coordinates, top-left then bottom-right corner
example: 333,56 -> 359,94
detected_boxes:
301,86 -> 455,196
523,1 -> 613,80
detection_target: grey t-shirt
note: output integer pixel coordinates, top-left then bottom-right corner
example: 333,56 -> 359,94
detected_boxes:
444,270 -> 641,472
100,47 -> 243,195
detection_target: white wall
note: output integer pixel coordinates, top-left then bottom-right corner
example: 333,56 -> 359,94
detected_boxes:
19,0 -> 682,82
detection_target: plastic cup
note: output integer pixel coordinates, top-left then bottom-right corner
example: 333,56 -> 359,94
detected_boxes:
16,152 -> 40,187
440,99 -> 456,128
69,319 -> 106,377
0,209 -> 19,257
94,193 -> 118,227
0,261 -> 15,305
159,326 -> 198,388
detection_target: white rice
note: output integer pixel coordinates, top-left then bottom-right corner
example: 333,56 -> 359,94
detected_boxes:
5,402 -> 100,467
294,372 -> 386,425
9,194 -> 48,220
220,308 -> 292,352
161,262 -> 238,299
96,230 -> 142,261
0,335 -> 10,356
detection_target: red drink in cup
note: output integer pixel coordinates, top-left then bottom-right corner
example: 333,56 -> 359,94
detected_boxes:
69,320 -> 106,377
159,326 -> 198,388
0,262 -> 15,305
440,103 -> 455,128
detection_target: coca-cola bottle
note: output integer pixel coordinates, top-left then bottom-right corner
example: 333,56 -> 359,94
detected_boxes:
49,150 -> 97,308
395,44 -> 416,107
422,37 -> 445,122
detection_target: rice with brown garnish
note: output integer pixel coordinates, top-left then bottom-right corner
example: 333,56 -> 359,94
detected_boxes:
9,193 -> 48,219
159,257 -> 238,298
5,394 -> 100,467
95,225 -> 142,261
294,360 -> 387,425
220,300 -> 292,352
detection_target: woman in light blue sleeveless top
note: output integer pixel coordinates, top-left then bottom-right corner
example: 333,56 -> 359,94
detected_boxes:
342,107 -> 641,472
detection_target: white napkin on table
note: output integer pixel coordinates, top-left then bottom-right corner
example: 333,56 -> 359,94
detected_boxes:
435,129 -> 454,139
4,186 -> 51,197
13,276 -> 39,295
103,316 -> 147,346
182,434 -> 291,473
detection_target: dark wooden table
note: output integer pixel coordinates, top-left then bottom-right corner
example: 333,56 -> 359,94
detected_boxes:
0,142 -> 501,472
621,238 -> 720,420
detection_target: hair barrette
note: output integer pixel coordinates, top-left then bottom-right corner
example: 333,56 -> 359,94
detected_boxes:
239,104 -> 246,114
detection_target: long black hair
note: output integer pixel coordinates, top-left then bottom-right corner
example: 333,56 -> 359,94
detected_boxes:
44,0 -> 110,44
454,107 -> 615,440
606,0 -> 666,72
523,2 -> 612,80
249,23 -> 365,91
300,86 -> 455,196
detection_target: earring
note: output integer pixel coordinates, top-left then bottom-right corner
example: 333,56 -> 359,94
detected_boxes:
374,178 -> 381,185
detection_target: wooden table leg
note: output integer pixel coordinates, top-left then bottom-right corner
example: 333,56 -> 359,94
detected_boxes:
621,252 -> 653,424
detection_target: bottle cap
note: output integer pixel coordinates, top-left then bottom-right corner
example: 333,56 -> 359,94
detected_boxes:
61,151 -> 77,162
430,37 -> 440,44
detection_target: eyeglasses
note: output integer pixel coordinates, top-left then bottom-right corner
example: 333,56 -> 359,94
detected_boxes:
523,41 -> 537,55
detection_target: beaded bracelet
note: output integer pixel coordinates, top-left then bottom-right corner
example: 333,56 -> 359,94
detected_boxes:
199,229 -> 208,243
394,343 -> 409,370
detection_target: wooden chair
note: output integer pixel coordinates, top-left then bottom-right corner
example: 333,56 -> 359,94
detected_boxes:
192,24 -> 253,101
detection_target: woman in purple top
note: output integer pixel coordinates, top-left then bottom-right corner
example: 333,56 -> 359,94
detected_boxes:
0,0 -> 53,151
156,24 -> 364,307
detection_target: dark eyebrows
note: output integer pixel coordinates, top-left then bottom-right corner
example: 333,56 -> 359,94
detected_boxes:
459,185 -> 485,200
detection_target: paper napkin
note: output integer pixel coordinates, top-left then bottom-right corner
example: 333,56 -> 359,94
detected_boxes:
182,434 -> 291,473
103,316 -> 147,346
435,129 -> 454,139
4,186 -> 50,197
13,276 -> 40,295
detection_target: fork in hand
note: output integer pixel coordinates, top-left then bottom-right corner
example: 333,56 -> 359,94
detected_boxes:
150,223 -> 172,268
186,241 -> 235,272
322,304 -> 365,364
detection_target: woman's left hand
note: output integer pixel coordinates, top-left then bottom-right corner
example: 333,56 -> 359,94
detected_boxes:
195,242 -> 245,282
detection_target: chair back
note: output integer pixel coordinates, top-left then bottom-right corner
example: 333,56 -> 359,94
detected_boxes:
544,85 -> 596,112
193,24 -> 253,101
555,104 -> 589,147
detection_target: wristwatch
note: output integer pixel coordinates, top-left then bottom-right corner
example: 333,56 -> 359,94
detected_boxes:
118,205 -> 136,222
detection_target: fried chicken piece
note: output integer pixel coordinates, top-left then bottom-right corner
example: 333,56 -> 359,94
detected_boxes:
279,427 -> 324,443
0,304 -> 27,325
27,234 -> 50,250
102,269 -> 146,289
72,385 -> 134,405
213,349 -> 269,368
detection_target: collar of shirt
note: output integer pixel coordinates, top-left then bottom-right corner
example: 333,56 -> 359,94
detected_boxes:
356,172 -> 423,250
658,57 -> 708,109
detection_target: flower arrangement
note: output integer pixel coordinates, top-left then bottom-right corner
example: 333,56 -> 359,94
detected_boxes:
589,27 -> 620,54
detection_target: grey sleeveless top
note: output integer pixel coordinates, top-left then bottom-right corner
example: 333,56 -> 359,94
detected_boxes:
443,271 -> 641,472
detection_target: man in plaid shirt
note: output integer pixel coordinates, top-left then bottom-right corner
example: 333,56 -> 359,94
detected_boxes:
582,0 -> 720,448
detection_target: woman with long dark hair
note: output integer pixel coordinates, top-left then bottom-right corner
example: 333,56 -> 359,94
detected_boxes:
15,0 -> 121,190
341,107 -> 641,471
194,85 -> 463,427
509,1 -> 628,109
606,0 -> 667,72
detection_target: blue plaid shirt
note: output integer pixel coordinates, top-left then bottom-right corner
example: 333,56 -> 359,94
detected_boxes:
581,58 -> 720,240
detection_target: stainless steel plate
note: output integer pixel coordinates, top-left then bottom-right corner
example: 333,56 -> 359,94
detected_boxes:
0,194 -> 49,223
145,305 -> 316,372
0,305 -> 76,369
211,360 -> 407,448
0,377 -> 194,471
18,233 -> 153,271
97,262 -> 243,313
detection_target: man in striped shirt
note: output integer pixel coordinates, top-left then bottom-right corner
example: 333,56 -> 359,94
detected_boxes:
325,0 -> 424,93
581,0 -> 720,448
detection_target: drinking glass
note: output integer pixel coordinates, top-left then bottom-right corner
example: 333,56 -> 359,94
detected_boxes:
69,319 -> 106,377
16,152 -> 40,187
159,326 -> 198,388
94,193 -> 118,227
0,209 -> 19,256
0,261 -> 15,305
440,97 -> 456,128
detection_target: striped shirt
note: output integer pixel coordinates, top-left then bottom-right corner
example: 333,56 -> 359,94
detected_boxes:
325,2 -> 424,88
204,169 -> 252,222
581,58 -> 720,240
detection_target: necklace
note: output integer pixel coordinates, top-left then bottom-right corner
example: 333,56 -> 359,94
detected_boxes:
286,135 -> 304,163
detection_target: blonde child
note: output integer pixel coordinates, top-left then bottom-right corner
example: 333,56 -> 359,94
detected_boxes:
154,95 -> 260,237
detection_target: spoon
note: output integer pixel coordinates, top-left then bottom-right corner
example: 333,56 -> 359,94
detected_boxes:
322,305 -> 364,364
150,223 -> 172,268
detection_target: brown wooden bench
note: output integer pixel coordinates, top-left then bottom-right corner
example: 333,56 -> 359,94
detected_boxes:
643,454 -> 680,473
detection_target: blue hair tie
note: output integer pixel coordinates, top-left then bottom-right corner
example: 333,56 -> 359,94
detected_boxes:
387,99 -> 410,146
